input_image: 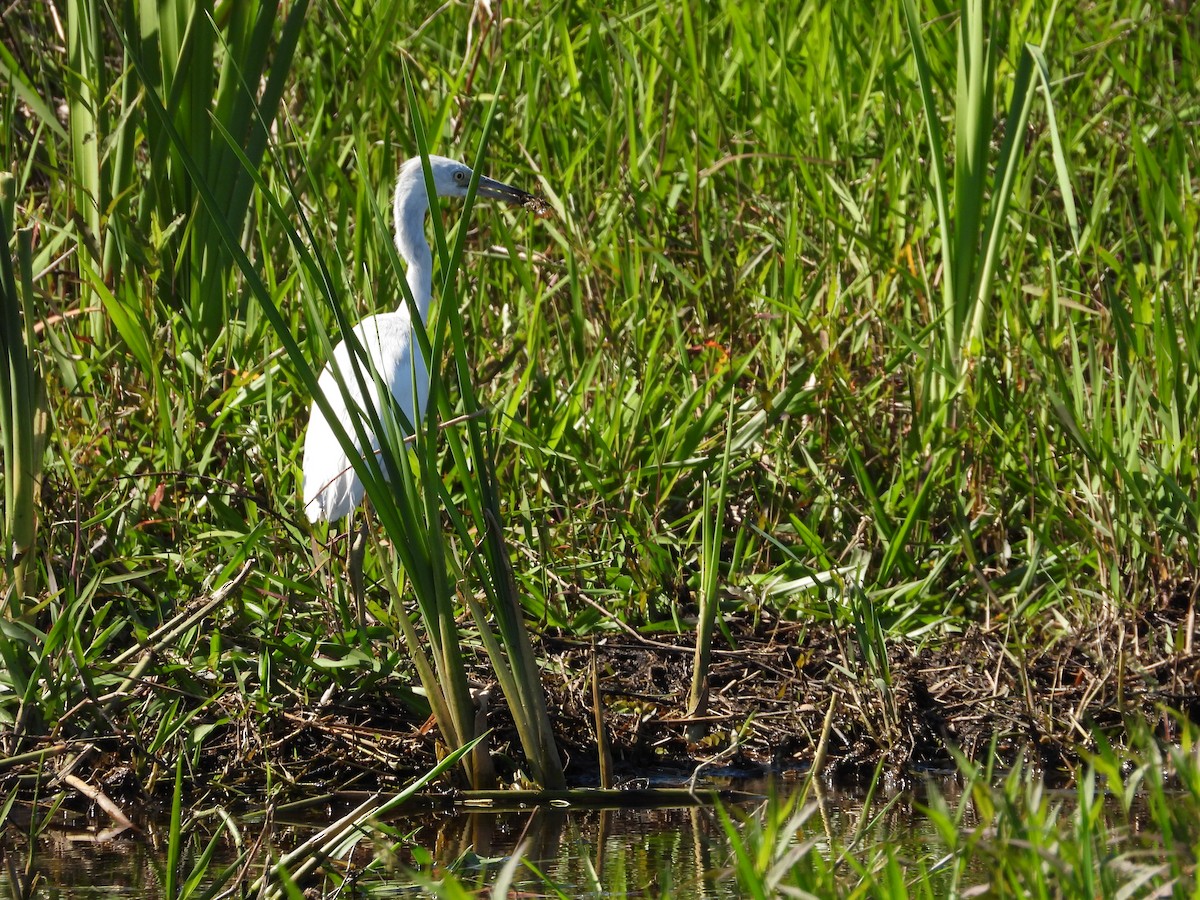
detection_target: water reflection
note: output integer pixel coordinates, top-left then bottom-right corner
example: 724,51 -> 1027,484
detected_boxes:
1,777 -> 960,898
1,827 -> 162,898
413,805 -> 734,896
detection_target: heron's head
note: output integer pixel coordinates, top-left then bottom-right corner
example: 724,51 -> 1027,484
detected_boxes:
405,155 -> 537,207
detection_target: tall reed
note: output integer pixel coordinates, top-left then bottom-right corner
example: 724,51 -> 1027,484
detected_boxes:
0,174 -> 45,609
903,0 -> 1069,420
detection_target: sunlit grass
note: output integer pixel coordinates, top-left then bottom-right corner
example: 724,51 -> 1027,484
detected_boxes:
707,728 -> 1200,898
0,0 -> 1196,801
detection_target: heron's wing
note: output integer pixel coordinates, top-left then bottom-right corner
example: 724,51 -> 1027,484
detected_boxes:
300,313 -> 426,522
302,362 -> 369,522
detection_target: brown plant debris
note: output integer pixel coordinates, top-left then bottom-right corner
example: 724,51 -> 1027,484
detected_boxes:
1,580 -> 1196,809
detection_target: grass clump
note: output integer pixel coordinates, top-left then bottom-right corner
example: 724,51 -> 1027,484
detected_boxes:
708,728 -> 1200,898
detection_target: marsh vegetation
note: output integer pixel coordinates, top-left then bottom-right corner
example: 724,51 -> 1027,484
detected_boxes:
1,0 -> 1198,895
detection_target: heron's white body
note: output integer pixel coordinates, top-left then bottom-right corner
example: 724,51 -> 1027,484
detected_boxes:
301,311 -> 429,520
301,155 -> 531,522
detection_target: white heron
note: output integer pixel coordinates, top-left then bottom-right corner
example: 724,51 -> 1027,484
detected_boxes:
301,155 -> 546,522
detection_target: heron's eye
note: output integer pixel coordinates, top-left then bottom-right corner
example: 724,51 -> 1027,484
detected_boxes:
455,171 -> 467,182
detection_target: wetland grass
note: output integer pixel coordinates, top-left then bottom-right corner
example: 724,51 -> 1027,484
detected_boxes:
0,1 -> 1198,885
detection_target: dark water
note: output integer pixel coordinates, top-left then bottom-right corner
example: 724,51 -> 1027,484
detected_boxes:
0,775 -> 960,898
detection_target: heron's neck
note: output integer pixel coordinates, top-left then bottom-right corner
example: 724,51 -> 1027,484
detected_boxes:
393,170 -> 434,324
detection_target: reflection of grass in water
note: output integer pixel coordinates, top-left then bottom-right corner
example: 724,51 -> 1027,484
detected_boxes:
511,734 -> 1200,898
9,733 -> 1192,897
1,0 -> 1198,830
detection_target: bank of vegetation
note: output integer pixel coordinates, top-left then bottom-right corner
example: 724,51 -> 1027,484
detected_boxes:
1,4 -> 1197,892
